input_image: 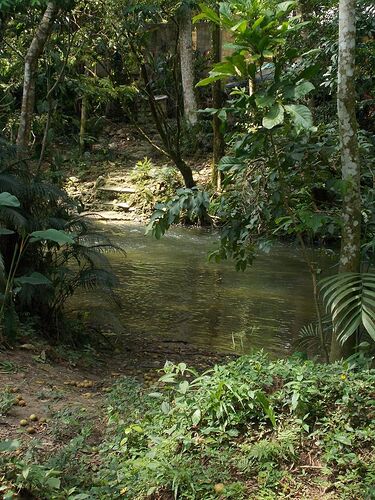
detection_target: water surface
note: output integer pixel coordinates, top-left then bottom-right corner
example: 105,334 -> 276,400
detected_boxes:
74,224 -> 323,357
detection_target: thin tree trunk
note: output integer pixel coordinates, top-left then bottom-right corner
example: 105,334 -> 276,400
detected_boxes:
37,97 -> 52,170
211,20 -> 225,191
79,94 -> 88,153
137,55 -> 196,188
330,0 -> 361,362
16,2 -> 58,151
173,155 -> 196,188
178,4 -> 198,126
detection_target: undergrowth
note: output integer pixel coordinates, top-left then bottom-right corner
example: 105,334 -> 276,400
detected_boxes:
0,352 -> 374,499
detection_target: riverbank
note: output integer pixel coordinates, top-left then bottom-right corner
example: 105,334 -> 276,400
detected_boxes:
1,350 -> 374,499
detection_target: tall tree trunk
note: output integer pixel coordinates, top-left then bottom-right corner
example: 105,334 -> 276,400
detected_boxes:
178,3 -> 198,126
16,2 -> 58,151
330,0 -> 361,362
211,19 -> 225,191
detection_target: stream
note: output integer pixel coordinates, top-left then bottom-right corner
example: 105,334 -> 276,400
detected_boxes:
77,224 -> 326,358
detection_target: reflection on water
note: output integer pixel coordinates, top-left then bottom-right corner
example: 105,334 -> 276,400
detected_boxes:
75,224 -> 321,357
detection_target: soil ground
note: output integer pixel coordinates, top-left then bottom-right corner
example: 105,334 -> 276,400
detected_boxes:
0,337 -> 234,453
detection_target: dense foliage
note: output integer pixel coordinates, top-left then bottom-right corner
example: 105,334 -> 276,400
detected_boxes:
1,353 -> 374,498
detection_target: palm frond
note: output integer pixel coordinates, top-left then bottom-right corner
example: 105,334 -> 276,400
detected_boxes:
47,217 -> 71,230
75,268 -> 118,291
320,272 -> 375,344
0,174 -> 25,197
0,207 -> 28,232
295,316 -> 332,351
64,216 -> 90,234
27,181 -> 70,206
71,245 -> 113,269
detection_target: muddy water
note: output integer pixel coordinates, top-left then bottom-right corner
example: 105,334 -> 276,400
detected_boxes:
78,224 -> 323,357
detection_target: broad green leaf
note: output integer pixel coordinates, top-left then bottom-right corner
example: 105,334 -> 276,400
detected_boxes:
192,408 -> 201,426
334,434 -> 352,446
132,424 -> 143,433
22,467 -> 30,480
276,1 -> 296,13
212,61 -> 235,74
161,401 -> 170,414
0,192 -> 20,208
15,272 -> 52,286
30,229 -> 75,246
197,108 -> 218,115
0,439 -> 20,452
262,103 -> 284,129
283,81 -> 315,99
46,477 -> 61,489
256,94 -> 275,108
193,4 -> 220,24
252,16 -> 265,29
231,20 -> 247,33
218,109 -> 227,121
0,228 -> 14,235
291,391 -> 299,411
196,75 -> 224,87
178,381 -> 189,394
284,104 -> 313,130
293,81 -> 315,99
256,391 -> 276,427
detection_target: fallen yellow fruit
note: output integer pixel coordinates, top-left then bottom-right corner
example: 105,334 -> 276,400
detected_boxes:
214,483 -> 225,494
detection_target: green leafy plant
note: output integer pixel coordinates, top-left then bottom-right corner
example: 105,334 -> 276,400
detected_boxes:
0,140 -> 123,342
129,157 -> 183,214
146,187 -> 211,238
0,390 -> 15,416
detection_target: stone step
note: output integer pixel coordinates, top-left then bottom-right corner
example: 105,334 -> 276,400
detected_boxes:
85,211 -> 130,221
98,186 -> 136,194
102,201 -> 132,211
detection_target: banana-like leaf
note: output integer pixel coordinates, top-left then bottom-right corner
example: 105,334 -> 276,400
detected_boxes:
0,192 -> 20,207
30,229 -> 75,246
319,272 -> 375,344
15,272 -> 52,287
